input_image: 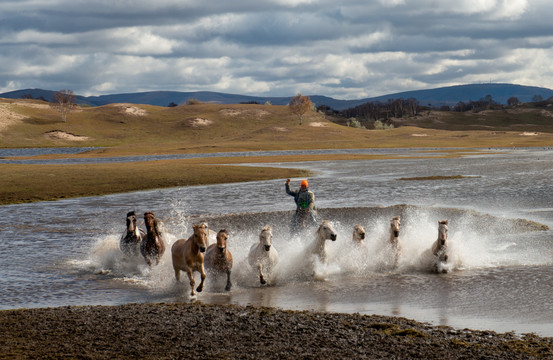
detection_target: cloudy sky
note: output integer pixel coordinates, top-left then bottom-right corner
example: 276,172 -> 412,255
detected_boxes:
1,0 -> 552,99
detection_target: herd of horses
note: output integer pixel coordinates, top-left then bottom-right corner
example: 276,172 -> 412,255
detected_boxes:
120,211 -> 451,296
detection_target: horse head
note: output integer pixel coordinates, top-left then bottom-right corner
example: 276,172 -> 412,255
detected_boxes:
437,220 -> 448,246
353,224 -> 366,243
317,220 -> 337,241
390,216 -> 401,238
144,212 -> 156,232
192,222 -> 208,253
126,211 -> 137,233
260,225 -> 273,251
216,229 -> 229,254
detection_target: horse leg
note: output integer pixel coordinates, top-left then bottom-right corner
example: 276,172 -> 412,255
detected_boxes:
186,269 -> 196,296
258,264 -> 266,285
174,268 -> 181,282
196,265 -> 206,293
225,269 -> 232,291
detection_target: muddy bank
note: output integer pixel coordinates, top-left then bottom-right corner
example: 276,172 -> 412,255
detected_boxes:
186,205 -> 548,235
1,302 -> 552,359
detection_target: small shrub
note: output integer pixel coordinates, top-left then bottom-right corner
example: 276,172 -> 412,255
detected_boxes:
374,120 -> 394,130
348,118 -> 364,129
186,98 -> 203,105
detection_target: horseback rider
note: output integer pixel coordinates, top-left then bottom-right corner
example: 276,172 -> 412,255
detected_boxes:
285,178 -> 318,233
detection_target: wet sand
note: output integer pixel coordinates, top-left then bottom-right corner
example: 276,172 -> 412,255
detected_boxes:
1,302 -> 552,359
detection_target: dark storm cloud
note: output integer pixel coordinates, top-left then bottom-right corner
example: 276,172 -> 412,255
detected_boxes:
1,0 -> 552,99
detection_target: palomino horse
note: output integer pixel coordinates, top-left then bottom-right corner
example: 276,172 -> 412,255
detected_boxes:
309,220 -> 338,266
248,225 -> 279,285
140,212 -> 165,266
171,222 -> 209,296
205,229 -> 233,291
120,211 -> 145,257
389,216 -> 401,267
431,220 -> 449,273
352,224 -> 366,245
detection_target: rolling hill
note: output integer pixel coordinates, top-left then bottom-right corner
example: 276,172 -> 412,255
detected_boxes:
1,83 -> 552,110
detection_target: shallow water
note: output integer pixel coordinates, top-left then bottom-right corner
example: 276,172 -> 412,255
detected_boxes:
2,148 -> 553,336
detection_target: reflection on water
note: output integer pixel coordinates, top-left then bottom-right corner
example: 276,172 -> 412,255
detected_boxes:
2,148 -> 553,336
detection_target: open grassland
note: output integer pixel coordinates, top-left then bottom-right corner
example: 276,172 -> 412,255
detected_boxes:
0,160 -> 309,205
2,99 -> 553,155
1,98 -> 553,204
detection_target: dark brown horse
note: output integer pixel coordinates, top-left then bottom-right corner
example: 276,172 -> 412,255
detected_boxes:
140,212 -> 166,266
120,211 -> 145,257
205,229 -> 233,291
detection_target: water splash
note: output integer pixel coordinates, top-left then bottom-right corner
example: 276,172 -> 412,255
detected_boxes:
73,206 -> 553,299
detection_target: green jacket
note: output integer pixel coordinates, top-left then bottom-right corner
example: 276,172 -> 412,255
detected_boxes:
285,183 -> 315,212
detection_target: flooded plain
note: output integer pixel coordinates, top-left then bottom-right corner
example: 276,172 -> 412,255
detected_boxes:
2,147 -> 553,336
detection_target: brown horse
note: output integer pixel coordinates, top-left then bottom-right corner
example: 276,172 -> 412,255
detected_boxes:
204,229 -> 233,291
140,212 -> 166,266
171,222 -> 208,296
120,211 -> 145,257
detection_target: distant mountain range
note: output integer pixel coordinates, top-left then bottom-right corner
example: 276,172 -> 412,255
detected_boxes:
2,83 -> 552,111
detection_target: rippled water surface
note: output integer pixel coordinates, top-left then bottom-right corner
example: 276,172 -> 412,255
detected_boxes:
2,148 -> 553,336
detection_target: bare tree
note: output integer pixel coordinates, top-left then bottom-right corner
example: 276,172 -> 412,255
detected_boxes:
51,89 -> 76,122
289,93 -> 312,125
507,97 -> 520,106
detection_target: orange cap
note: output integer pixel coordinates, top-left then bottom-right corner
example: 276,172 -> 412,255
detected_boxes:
300,179 -> 308,187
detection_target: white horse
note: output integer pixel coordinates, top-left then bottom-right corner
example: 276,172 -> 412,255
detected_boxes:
431,220 -> 449,273
308,220 -> 338,266
352,224 -> 366,246
248,225 -> 279,285
389,216 -> 401,268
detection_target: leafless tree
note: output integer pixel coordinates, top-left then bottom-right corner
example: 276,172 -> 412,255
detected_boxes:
51,89 -> 76,122
507,97 -> 520,106
289,93 -> 312,125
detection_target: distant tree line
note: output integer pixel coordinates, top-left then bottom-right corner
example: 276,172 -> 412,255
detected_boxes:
320,93 -> 553,126
335,97 -> 421,122
21,93 -> 49,102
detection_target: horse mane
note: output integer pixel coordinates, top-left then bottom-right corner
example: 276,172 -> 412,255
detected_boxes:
261,224 -> 272,232
218,229 -> 228,235
439,220 -> 448,225
127,211 -> 136,217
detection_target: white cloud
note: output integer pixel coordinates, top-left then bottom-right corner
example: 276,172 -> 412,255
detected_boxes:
0,0 -> 551,98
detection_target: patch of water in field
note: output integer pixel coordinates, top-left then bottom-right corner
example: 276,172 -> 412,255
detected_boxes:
2,148 -> 553,336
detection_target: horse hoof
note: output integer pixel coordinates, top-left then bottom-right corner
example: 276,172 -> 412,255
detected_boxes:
225,285 -> 231,291
260,278 -> 266,285
196,286 -> 203,293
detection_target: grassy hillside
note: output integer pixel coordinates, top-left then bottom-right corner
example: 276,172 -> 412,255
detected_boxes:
2,98 -> 553,157
2,98 -> 553,204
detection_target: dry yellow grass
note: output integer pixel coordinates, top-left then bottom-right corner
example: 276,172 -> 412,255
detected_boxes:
0,160 -> 309,205
1,99 -> 553,204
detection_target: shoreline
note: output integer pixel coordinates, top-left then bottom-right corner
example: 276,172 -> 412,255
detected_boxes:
2,302 -> 553,359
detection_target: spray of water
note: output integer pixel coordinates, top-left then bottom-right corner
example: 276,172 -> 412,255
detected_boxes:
74,206 -> 552,299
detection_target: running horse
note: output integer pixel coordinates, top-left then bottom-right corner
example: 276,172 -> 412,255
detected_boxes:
431,220 -> 449,273
309,220 -> 338,266
171,222 -> 209,296
248,225 -> 279,285
389,216 -> 401,268
205,229 -> 233,291
352,224 -> 366,246
140,211 -> 166,266
120,211 -> 145,257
